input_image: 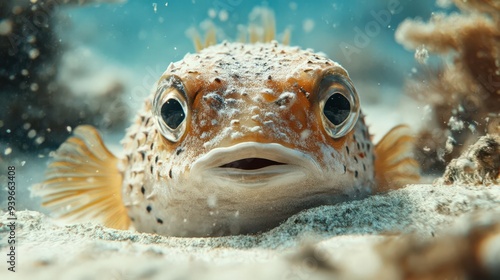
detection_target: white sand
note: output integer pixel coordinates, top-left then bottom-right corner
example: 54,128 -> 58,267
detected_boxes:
1,184 -> 500,279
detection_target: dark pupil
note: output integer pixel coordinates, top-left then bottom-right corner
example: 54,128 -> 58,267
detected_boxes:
324,93 -> 351,125
161,99 -> 185,129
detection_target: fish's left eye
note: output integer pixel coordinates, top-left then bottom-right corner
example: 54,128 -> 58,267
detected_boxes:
323,93 -> 351,126
153,78 -> 189,142
319,74 -> 360,138
161,99 -> 185,129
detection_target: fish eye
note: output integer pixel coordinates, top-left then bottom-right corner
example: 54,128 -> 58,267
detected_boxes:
161,99 -> 185,129
319,74 -> 360,138
153,78 -> 189,142
323,93 -> 350,125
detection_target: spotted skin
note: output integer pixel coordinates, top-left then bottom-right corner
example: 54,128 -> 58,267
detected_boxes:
36,41 -> 418,237
118,42 -> 380,236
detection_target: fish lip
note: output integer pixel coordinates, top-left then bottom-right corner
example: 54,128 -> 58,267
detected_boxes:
191,142 -> 322,188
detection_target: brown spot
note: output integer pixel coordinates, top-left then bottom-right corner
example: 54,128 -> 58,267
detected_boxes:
346,146 -> 350,154
355,170 -> 358,178
169,169 -> 173,179
156,218 -> 163,224
141,186 -> 145,195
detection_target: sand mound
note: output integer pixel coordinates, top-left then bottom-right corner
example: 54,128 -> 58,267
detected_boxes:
1,184 -> 500,279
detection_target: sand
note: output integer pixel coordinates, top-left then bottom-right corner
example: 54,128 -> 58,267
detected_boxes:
1,183 -> 500,279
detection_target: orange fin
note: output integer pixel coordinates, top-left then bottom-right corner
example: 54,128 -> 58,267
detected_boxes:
189,7 -> 291,52
33,125 -> 130,230
374,125 -> 420,192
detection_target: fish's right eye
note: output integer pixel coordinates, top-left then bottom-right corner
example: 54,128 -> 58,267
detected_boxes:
153,79 -> 189,142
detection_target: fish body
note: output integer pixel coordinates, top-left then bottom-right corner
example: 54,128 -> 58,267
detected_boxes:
36,36 -> 419,237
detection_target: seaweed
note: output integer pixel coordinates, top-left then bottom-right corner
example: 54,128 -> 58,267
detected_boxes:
0,0 -> 127,152
395,0 -> 500,174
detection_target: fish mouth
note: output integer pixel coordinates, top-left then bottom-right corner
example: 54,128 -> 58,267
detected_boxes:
219,158 -> 286,170
191,142 -> 322,188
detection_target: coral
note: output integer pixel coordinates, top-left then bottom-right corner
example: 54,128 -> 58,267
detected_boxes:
437,134 -> 500,185
395,0 -> 500,174
0,0 -> 128,152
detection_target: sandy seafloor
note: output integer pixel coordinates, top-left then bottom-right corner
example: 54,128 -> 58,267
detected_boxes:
1,183 -> 500,279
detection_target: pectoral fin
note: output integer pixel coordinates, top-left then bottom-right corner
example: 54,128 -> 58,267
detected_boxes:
33,125 -> 130,230
374,125 -> 420,192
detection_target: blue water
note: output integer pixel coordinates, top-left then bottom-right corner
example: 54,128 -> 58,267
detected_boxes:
61,0 -> 445,89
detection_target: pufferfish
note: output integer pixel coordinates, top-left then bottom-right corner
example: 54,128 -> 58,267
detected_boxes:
35,22 -> 419,238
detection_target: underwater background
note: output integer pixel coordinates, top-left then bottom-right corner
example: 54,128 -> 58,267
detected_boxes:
1,0 -> 458,210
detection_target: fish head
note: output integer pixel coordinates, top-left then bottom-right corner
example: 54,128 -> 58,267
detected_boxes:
148,42 -> 368,235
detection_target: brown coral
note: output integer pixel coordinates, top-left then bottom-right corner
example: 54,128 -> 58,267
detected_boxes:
395,0 -> 500,174
438,134 -> 500,185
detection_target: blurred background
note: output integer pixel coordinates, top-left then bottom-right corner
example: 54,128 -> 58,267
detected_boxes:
1,0 -> 454,211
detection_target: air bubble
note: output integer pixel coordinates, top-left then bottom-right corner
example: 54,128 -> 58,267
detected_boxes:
302,19 -> 315,33
0,19 -> 12,35
208,8 -> 216,18
27,129 -> 36,138
29,49 -> 40,59
219,10 -> 229,22
35,136 -> 45,145
30,83 -> 39,91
